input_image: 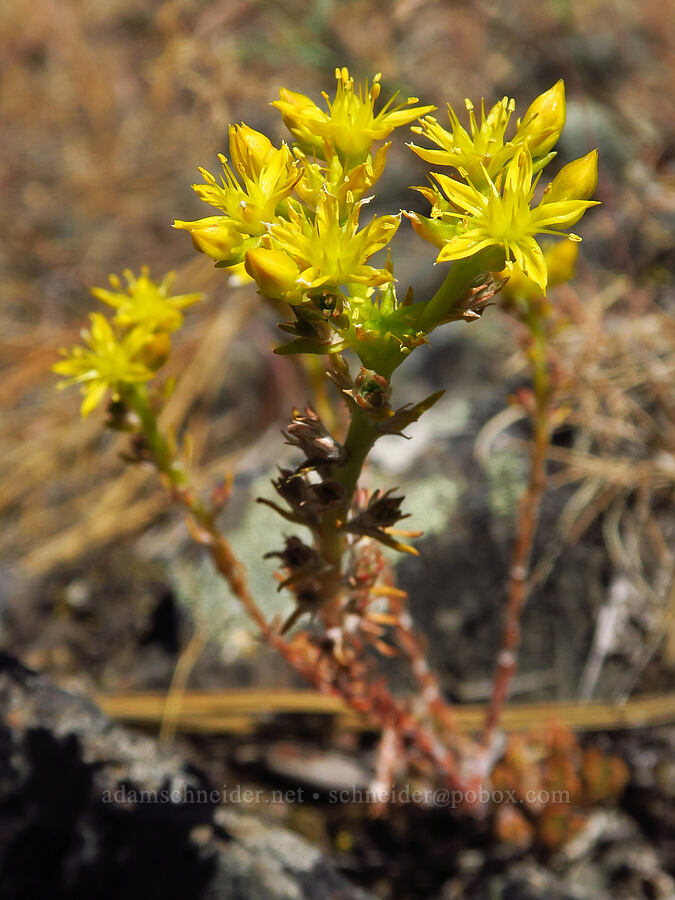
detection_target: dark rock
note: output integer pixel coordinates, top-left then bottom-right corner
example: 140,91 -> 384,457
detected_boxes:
0,653 -> 373,900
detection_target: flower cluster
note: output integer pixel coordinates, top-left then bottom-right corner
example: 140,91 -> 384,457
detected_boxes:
174,68 -> 433,366
57,73 -> 599,416
406,82 -> 599,294
53,268 -> 201,416
173,71 -> 598,376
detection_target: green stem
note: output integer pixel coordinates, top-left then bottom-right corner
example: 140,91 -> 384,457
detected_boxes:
362,248 -> 507,379
334,405 -> 379,500
317,248 -> 504,611
124,385 -> 174,475
122,383 -> 271,635
316,403 -> 379,622
410,247 -> 506,336
123,384 -> 210,520
320,406 -> 378,553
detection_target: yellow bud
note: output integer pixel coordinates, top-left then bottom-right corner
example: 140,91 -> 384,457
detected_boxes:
272,88 -> 325,154
402,211 -> 455,249
244,248 -> 300,300
173,217 -> 247,264
276,86 -> 319,116
515,80 -> 566,156
140,331 -> 171,371
543,149 -> 598,203
225,261 -> 256,286
545,239 -> 579,286
228,124 -> 274,177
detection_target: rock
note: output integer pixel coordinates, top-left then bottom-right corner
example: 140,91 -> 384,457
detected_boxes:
205,807 -> 373,900
0,653 -> 373,900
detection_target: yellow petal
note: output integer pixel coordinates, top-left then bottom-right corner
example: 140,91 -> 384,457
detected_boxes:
80,381 -> 108,418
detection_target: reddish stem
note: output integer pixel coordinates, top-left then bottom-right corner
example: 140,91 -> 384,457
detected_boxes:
483,317 -> 551,747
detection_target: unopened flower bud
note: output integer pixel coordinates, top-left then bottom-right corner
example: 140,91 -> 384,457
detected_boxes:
544,239 -> 579,286
245,248 -> 300,301
515,80 -> 566,156
228,124 -> 274,177
140,331 -> 171,371
173,217 -> 247,265
403,211 -> 458,249
543,149 -> 598,204
273,87 -> 325,156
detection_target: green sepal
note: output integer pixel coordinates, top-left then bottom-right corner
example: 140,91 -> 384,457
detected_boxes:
532,150 -> 557,176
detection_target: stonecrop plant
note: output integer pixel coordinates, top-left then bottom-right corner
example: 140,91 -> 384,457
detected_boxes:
55,68 -> 618,832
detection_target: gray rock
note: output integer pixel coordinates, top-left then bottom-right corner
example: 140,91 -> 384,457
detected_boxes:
204,808 -> 372,900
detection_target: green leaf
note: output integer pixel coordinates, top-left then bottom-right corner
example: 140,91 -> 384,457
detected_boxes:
376,390 -> 445,435
273,338 -> 348,356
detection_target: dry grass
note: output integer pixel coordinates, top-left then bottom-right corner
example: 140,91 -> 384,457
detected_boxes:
476,275 -> 675,703
97,687 -> 675,734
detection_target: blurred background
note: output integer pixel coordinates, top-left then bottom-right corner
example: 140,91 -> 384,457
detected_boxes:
1,1 -> 674,898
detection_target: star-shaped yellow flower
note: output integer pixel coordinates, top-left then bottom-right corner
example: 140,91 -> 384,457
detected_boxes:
429,148 -> 599,292
190,142 -> 299,237
91,267 -> 201,334
53,313 -> 154,417
175,127 -> 301,267
266,191 -> 400,294
410,95 -> 518,186
410,82 -> 566,190
273,67 -> 434,163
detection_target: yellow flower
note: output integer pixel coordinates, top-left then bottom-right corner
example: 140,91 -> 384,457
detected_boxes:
175,127 -> 300,266
410,95 -> 517,185
267,191 -> 399,292
91,267 -> 201,333
271,86 -> 326,156
272,67 -> 434,163
228,124 -> 277,179
431,148 -> 599,292
293,143 -> 390,208
409,82 -> 566,188
189,143 -> 299,236
53,313 -> 154,417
